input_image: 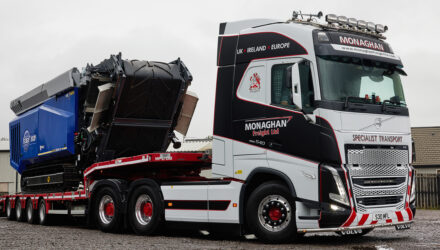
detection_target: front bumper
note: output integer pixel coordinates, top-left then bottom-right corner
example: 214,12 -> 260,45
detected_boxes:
298,220 -> 413,233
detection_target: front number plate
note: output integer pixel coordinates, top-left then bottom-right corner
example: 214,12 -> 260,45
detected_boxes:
373,212 -> 391,222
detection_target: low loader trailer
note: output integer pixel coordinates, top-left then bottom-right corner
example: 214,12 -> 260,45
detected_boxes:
1,11 -> 415,243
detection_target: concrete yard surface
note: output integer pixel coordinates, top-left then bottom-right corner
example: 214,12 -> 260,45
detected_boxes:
0,209 -> 439,249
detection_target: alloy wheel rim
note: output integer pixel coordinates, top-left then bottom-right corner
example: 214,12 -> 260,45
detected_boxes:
257,195 -> 291,232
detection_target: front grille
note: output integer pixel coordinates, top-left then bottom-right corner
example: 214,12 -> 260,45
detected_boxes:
347,147 -> 408,165
357,196 -> 404,206
352,177 -> 406,186
346,146 -> 409,212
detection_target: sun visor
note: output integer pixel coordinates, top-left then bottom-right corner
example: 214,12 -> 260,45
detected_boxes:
314,30 -> 403,66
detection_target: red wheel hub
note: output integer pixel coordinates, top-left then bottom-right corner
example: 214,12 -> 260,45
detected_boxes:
268,207 -> 282,221
104,202 -> 114,217
142,202 -> 153,217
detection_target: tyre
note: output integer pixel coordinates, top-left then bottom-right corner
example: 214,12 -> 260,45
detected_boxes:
6,199 -> 15,220
94,187 -> 123,233
38,199 -> 49,225
15,199 -> 25,222
336,228 -> 373,237
128,185 -> 163,235
246,181 -> 298,243
26,199 -> 37,224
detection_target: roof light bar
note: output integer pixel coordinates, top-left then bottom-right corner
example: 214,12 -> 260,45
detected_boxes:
323,13 -> 388,34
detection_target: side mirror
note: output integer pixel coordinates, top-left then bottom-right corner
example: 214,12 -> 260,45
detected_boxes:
291,62 -> 303,110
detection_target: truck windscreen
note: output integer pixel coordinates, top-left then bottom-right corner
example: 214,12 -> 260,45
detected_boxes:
317,56 -> 406,106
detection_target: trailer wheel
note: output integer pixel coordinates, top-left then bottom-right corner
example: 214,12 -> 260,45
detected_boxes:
128,185 -> 163,235
38,199 -> 49,225
26,199 -> 36,224
15,198 -> 25,222
95,187 -> 123,233
246,181 -> 298,243
6,199 -> 15,220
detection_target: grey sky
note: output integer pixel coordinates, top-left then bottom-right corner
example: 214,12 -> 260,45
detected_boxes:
1,0 -> 439,139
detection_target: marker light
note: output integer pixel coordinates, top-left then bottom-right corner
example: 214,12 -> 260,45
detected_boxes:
317,31 -> 330,42
337,16 -> 348,25
357,20 -> 367,29
375,24 -> 388,33
326,14 -> 338,23
348,18 -> 357,27
367,22 -> 376,31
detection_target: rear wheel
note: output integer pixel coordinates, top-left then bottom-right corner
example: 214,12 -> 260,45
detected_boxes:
95,187 -> 123,233
38,199 -> 49,225
26,199 -> 37,224
6,199 -> 15,220
128,185 -> 163,235
15,199 -> 25,222
246,181 -> 298,243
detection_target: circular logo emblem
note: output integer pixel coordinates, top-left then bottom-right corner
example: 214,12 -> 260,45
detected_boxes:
23,130 -> 30,152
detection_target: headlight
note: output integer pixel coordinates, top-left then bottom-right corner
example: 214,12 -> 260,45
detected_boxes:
324,166 -> 350,206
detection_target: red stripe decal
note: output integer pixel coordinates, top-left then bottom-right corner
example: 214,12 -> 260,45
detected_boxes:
342,211 -> 357,227
406,207 -> 413,221
386,219 -> 392,223
371,220 -> 378,225
396,211 -> 404,222
358,214 -> 369,226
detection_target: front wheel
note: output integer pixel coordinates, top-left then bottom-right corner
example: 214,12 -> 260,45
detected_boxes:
128,185 -> 163,235
246,181 -> 298,243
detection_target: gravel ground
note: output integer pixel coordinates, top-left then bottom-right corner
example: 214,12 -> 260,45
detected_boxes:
0,209 -> 439,249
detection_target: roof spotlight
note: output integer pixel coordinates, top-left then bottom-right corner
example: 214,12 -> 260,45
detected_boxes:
326,14 -> 338,23
348,18 -> 357,27
367,22 -> 376,31
375,24 -> 388,33
357,20 -> 367,29
337,16 -> 348,25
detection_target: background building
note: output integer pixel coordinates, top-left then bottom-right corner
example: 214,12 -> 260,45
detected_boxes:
411,127 -> 440,174
0,138 -> 20,195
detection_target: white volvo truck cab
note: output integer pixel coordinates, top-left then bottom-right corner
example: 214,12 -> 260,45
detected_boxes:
209,12 -> 415,241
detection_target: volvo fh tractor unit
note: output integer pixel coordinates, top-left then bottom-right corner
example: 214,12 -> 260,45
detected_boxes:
1,11 -> 415,243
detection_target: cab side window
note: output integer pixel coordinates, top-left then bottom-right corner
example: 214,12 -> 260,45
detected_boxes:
271,63 -> 294,108
271,62 -> 315,112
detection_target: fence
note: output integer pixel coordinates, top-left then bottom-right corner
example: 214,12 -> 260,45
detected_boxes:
415,174 -> 440,209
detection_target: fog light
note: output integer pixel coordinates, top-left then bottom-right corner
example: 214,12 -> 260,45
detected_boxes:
330,204 -> 343,211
